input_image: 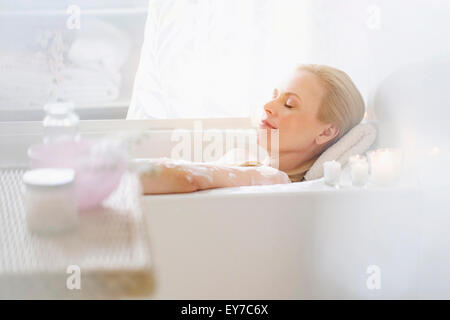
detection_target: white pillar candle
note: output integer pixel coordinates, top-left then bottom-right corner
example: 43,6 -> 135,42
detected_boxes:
350,157 -> 369,187
349,154 -> 366,166
323,160 -> 341,186
367,148 -> 402,186
23,168 -> 78,234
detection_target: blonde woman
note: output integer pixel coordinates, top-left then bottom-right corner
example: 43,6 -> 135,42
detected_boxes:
140,64 -> 365,194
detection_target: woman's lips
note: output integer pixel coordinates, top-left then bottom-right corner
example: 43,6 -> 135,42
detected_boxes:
259,120 -> 277,129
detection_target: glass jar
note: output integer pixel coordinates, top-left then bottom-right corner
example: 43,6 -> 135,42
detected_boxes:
23,168 -> 78,234
43,102 -> 80,144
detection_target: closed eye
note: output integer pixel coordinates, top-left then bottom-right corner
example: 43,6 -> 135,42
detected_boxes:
285,96 -> 298,109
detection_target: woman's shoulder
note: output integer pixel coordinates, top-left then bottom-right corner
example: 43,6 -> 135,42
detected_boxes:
214,148 -> 302,183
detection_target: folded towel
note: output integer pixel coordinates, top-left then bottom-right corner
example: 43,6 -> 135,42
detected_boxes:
0,54 -> 121,108
304,122 -> 377,181
67,20 -> 131,74
55,66 -> 121,103
0,54 -> 54,108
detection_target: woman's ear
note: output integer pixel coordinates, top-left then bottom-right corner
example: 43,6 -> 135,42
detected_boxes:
315,124 -> 339,146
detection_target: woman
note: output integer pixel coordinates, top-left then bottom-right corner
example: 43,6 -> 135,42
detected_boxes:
140,64 -> 365,194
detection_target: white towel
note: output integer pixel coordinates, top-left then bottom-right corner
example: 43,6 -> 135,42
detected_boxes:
56,66 -> 121,104
67,19 -> 131,74
304,122 -> 377,181
0,53 -> 121,108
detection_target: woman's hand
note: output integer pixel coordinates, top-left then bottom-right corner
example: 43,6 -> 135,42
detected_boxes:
137,158 -> 290,195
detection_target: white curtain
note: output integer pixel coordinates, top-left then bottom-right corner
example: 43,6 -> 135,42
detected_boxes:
128,0 -> 450,120
128,0 -> 312,119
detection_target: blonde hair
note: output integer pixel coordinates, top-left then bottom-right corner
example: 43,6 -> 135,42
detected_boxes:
298,64 -> 365,144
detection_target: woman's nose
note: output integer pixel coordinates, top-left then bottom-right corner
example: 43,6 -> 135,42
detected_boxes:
264,101 -> 278,118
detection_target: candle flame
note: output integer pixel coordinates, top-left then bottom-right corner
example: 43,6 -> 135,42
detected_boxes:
430,146 -> 440,157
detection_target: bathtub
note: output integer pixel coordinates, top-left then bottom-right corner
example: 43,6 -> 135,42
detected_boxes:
0,119 -> 441,299
121,120 -> 423,299
143,180 -> 422,299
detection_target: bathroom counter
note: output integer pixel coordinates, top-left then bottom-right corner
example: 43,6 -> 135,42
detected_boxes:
0,169 -> 153,299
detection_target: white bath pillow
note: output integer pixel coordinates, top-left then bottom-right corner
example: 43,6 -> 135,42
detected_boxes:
304,122 -> 377,181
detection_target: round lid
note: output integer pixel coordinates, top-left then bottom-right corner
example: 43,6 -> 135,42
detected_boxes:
23,168 -> 75,187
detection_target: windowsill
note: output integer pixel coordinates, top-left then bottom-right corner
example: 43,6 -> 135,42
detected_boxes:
0,106 -> 129,122
0,117 -> 254,136
0,7 -> 149,16
0,117 -> 254,168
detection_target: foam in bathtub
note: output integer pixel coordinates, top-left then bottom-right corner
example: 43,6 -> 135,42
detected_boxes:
134,157 -> 290,192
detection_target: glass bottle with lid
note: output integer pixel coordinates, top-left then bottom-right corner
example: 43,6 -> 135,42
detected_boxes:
43,101 -> 80,144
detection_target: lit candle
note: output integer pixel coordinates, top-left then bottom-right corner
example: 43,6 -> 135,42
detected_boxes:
349,155 -> 369,187
349,154 -> 366,165
367,148 -> 402,186
323,160 -> 341,187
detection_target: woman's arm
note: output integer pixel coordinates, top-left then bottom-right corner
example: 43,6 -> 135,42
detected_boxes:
137,158 -> 290,194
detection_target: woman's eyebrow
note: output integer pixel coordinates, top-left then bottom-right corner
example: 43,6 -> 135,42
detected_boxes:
285,91 -> 302,102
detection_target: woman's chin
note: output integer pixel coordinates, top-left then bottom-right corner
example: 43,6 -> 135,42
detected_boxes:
257,133 -> 274,154
257,127 -> 279,146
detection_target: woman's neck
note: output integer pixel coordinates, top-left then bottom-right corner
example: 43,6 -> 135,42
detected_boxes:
268,148 -> 318,173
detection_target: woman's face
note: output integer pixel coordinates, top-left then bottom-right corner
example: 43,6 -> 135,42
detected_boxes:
258,69 -> 332,154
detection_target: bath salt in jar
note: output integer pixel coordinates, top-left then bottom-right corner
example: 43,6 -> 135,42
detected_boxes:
23,168 -> 79,235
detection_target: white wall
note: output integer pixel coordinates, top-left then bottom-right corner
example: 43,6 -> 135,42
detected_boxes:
301,0 -> 450,112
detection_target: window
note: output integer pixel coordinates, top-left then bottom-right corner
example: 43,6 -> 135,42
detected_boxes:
0,0 -> 148,121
